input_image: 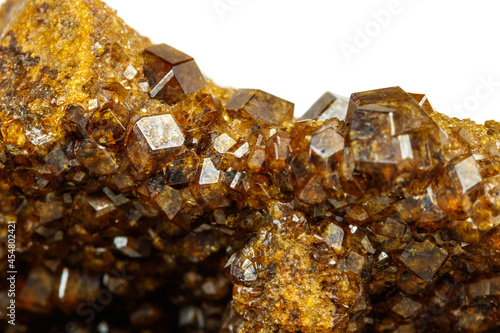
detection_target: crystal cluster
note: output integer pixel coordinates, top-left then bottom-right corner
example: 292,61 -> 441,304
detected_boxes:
1,0 -> 500,332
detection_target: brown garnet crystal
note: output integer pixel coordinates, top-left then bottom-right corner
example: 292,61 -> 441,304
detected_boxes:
1,0 -> 500,332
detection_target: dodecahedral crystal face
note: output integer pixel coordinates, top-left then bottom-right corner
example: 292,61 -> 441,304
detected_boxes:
435,154 -> 483,219
225,89 -> 294,126
155,185 -> 182,220
310,126 -> 345,158
399,240 -> 448,282
143,43 -> 206,104
75,139 -> 122,175
214,133 -> 236,154
344,86 -> 445,195
126,114 -> 186,174
87,102 -> 131,146
288,119 -> 346,205
3,1 -> 500,332
137,114 -> 184,150
300,91 -> 349,121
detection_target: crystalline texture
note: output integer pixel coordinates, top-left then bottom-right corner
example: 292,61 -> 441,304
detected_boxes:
137,114 -> 184,150
126,114 -> 185,174
301,91 -> 349,121
400,240 -> 448,282
199,158 -> 220,185
344,86 -> 445,195
226,89 -> 294,126
214,133 -> 236,153
324,222 -> 344,251
143,43 -> 206,104
155,185 -> 182,220
310,126 -> 344,158
455,155 -> 482,193
2,1 -> 500,331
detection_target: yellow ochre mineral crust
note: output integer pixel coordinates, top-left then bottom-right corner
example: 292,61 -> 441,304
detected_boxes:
1,0 -> 500,332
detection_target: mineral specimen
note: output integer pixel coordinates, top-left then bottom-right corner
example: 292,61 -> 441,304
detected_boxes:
1,0 -> 500,332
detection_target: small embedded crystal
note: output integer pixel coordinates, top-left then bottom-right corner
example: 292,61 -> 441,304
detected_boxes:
123,63 -> 137,80
155,185 -> 182,220
400,240 -> 448,282
75,140 -> 121,175
138,81 -> 149,92
346,251 -> 365,274
199,158 -> 220,185
233,142 -> 249,158
214,133 -> 236,153
126,114 -> 185,174
88,98 -> 99,110
87,102 -> 130,146
114,236 -> 151,258
391,296 -> 422,319
137,114 -> 184,150
301,91 -> 349,121
310,125 -> 344,158
226,89 -> 294,126
324,222 -> 344,251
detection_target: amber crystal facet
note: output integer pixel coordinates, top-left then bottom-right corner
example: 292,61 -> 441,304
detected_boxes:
301,91 -> 349,121
143,43 -> 206,104
2,1 -> 500,332
126,114 -> 186,174
345,86 -> 446,196
226,89 -> 294,126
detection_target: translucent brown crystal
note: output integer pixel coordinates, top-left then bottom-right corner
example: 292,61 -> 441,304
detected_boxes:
144,44 -> 206,104
1,1 -> 500,332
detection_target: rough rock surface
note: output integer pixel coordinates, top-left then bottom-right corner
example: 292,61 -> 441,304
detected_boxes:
1,1 -> 500,332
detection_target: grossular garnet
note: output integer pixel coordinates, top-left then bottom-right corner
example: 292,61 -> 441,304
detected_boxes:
1,0 -> 500,332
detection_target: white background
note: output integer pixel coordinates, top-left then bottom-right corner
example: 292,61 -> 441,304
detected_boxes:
18,0 -> 500,123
